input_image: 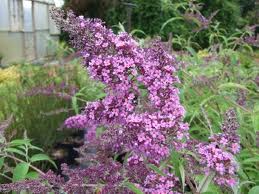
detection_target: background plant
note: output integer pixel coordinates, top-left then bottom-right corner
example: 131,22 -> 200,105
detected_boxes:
0,117 -> 56,185
0,61 -> 104,157
61,0 -> 258,50
178,47 -> 259,194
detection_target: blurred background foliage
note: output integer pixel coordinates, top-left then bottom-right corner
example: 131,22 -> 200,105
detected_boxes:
177,48 -> 259,193
62,0 -> 258,48
0,59 -> 104,154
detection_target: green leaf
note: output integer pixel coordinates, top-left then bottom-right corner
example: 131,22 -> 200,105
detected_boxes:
179,163 -> 185,193
242,157 -> 259,164
30,154 -> 57,169
117,22 -> 126,32
130,29 -> 146,37
96,92 -> 106,99
147,164 -> 166,176
160,17 -> 183,32
239,180 -> 255,189
252,103 -> 259,132
184,151 -> 199,161
9,139 -> 31,146
197,172 -> 215,193
17,145 -> 26,151
248,186 -> 259,194
72,96 -> 79,114
5,147 -> 26,157
200,95 -> 218,107
13,162 -> 30,181
205,182 -> 222,194
124,182 -> 144,194
30,145 -> 44,152
0,157 -> 4,169
218,83 -> 255,94
26,171 -> 39,180
186,46 -> 197,56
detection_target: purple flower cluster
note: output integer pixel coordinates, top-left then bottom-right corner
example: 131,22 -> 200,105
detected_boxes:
52,7 -> 187,192
184,10 -> 218,32
24,82 -> 77,100
243,35 -> 259,47
0,8 -> 241,194
236,89 -> 247,107
0,162 -> 127,194
196,109 -> 240,187
0,180 -> 51,193
140,172 -> 180,194
197,143 -> 238,187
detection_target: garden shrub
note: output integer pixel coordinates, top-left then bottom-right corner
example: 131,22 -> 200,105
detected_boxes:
0,8 -> 244,193
178,47 -> 259,194
0,118 -> 56,185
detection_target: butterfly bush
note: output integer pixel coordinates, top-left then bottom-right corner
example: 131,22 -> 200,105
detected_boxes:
195,109 -> 240,187
55,7 -> 188,192
0,8 -> 240,194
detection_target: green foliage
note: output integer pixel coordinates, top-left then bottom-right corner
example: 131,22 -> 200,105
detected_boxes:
177,47 -> 259,193
106,0 -> 190,37
61,1 -> 257,50
105,0 -> 256,49
200,0 -> 245,30
124,181 -> 144,194
0,62 -> 104,155
249,186 -> 259,194
0,131 -> 55,184
47,40 -> 74,65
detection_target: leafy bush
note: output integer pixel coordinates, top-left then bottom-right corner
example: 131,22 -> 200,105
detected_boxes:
178,47 -> 259,194
0,62 -> 104,154
0,117 -> 56,184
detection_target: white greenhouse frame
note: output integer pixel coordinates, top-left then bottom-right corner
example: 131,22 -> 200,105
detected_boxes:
0,0 -> 60,64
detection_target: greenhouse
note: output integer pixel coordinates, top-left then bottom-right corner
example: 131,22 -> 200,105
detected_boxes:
0,0 -> 60,64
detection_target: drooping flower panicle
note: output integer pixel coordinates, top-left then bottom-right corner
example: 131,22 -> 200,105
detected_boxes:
52,8 -> 188,192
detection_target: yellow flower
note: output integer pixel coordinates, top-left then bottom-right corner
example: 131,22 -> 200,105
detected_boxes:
197,50 -> 210,58
0,66 -> 20,84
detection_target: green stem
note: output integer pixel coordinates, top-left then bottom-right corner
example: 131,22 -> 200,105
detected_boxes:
197,172 -> 215,193
0,173 -> 12,181
0,154 -> 45,176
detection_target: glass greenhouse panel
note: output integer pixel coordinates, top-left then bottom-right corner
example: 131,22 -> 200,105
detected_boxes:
0,0 -> 9,30
34,3 -> 48,30
36,31 -> 49,58
24,32 -> 35,60
23,0 -> 33,32
6,32 -> 24,61
9,0 -> 23,31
